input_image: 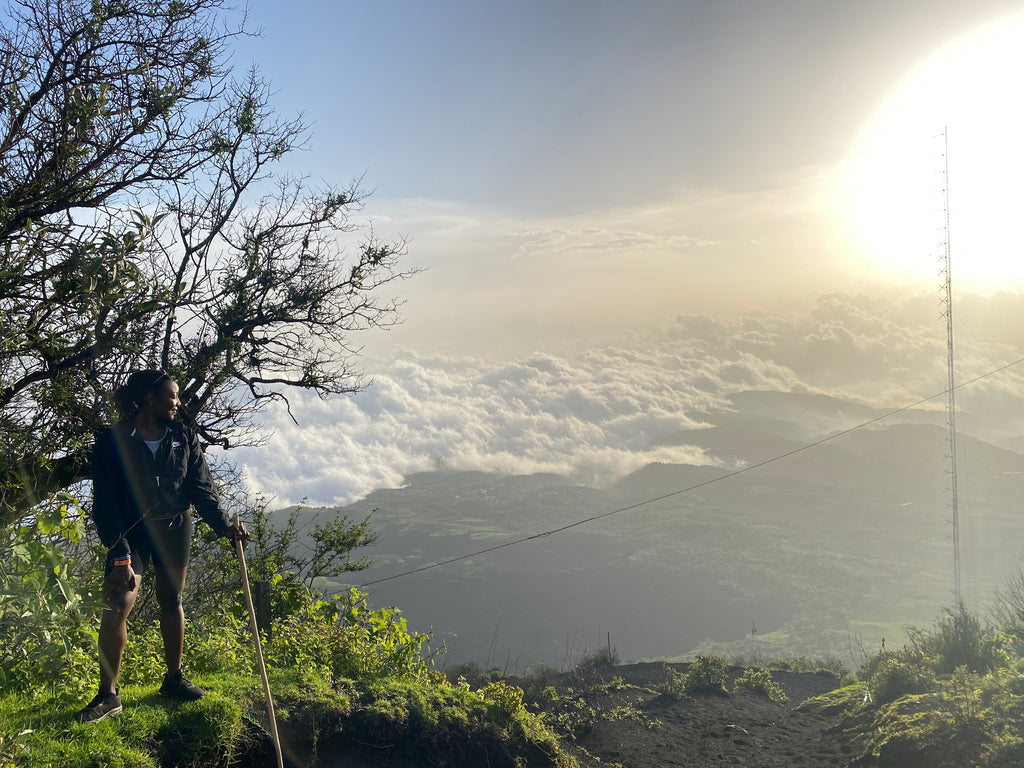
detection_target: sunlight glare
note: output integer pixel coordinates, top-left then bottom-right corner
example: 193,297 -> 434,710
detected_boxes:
840,12 -> 1024,291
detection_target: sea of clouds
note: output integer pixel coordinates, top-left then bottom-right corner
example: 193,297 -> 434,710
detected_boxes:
231,292 -> 1024,507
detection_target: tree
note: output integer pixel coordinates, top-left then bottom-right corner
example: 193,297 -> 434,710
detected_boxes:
0,0 -> 412,526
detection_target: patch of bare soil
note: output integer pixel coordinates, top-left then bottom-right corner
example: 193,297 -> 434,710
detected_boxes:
534,662 -> 860,768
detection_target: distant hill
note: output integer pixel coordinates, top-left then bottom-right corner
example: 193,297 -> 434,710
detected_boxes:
295,389 -> 1024,670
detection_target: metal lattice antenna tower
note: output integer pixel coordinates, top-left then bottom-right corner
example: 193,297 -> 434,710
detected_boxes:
940,128 -> 962,606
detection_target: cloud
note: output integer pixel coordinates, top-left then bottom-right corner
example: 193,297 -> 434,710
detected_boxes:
233,344 -> 769,507
504,226 -> 702,259
669,294 -> 950,402
358,170 -> 850,363
228,291 -> 1024,507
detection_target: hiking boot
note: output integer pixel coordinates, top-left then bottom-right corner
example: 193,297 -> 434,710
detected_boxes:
75,690 -> 122,723
160,669 -> 204,700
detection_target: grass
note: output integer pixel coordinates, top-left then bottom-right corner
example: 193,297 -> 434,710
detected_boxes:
797,681 -> 868,715
0,674 -> 258,768
0,666 -> 577,768
847,619 -> 907,647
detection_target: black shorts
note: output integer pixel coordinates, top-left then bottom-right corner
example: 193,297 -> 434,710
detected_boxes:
106,511 -> 193,577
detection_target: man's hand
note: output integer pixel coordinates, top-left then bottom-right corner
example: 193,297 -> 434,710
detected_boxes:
224,519 -> 250,545
102,563 -> 138,604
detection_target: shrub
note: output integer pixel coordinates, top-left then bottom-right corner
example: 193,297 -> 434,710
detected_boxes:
870,655 -> 932,706
907,603 -> 1008,674
684,654 -> 728,695
481,680 -> 525,722
544,693 -> 598,737
942,665 -> 983,724
576,646 -> 619,671
264,587 -> 431,686
655,666 -> 688,699
802,655 -> 849,678
517,663 -> 564,711
734,667 -> 788,702
980,724 -> 1024,767
524,663 -> 561,690
568,645 -> 620,687
0,499 -> 100,695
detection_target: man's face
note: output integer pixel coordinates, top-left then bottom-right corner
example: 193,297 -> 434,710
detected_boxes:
147,380 -> 180,425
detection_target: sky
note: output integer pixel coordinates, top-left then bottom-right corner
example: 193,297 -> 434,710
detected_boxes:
224,0 -> 1024,506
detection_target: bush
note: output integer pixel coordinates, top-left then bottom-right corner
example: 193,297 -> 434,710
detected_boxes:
734,667 -> 788,702
568,646 -> 620,687
0,499 -> 100,695
265,587 -> 431,686
523,663 -> 561,691
543,692 -> 599,738
576,646 -> 619,671
481,680 -> 525,722
684,654 -> 728,695
655,666 -> 688,699
869,655 -> 932,705
907,603 -> 1008,674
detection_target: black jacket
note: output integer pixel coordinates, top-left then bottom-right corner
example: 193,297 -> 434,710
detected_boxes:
92,420 -> 231,562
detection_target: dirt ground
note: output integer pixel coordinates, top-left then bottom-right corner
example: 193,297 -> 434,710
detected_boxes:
558,662 -> 858,768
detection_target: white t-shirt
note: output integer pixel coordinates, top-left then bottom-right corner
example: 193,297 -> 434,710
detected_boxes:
132,427 -> 169,457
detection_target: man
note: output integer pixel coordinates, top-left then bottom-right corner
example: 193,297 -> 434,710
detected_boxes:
76,369 -> 248,723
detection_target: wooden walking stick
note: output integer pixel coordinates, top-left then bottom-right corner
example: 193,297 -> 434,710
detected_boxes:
234,514 -> 284,768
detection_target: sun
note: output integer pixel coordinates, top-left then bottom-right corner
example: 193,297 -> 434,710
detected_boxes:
839,11 -> 1024,291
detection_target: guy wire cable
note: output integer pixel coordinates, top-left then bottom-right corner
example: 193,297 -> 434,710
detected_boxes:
356,356 -> 1024,590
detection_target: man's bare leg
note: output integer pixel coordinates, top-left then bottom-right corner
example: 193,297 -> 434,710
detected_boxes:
98,567 -> 140,694
156,566 -> 187,674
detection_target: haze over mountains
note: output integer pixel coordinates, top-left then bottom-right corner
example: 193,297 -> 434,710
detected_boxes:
301,391 -> 1023,670
236,292 -> 1024,668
